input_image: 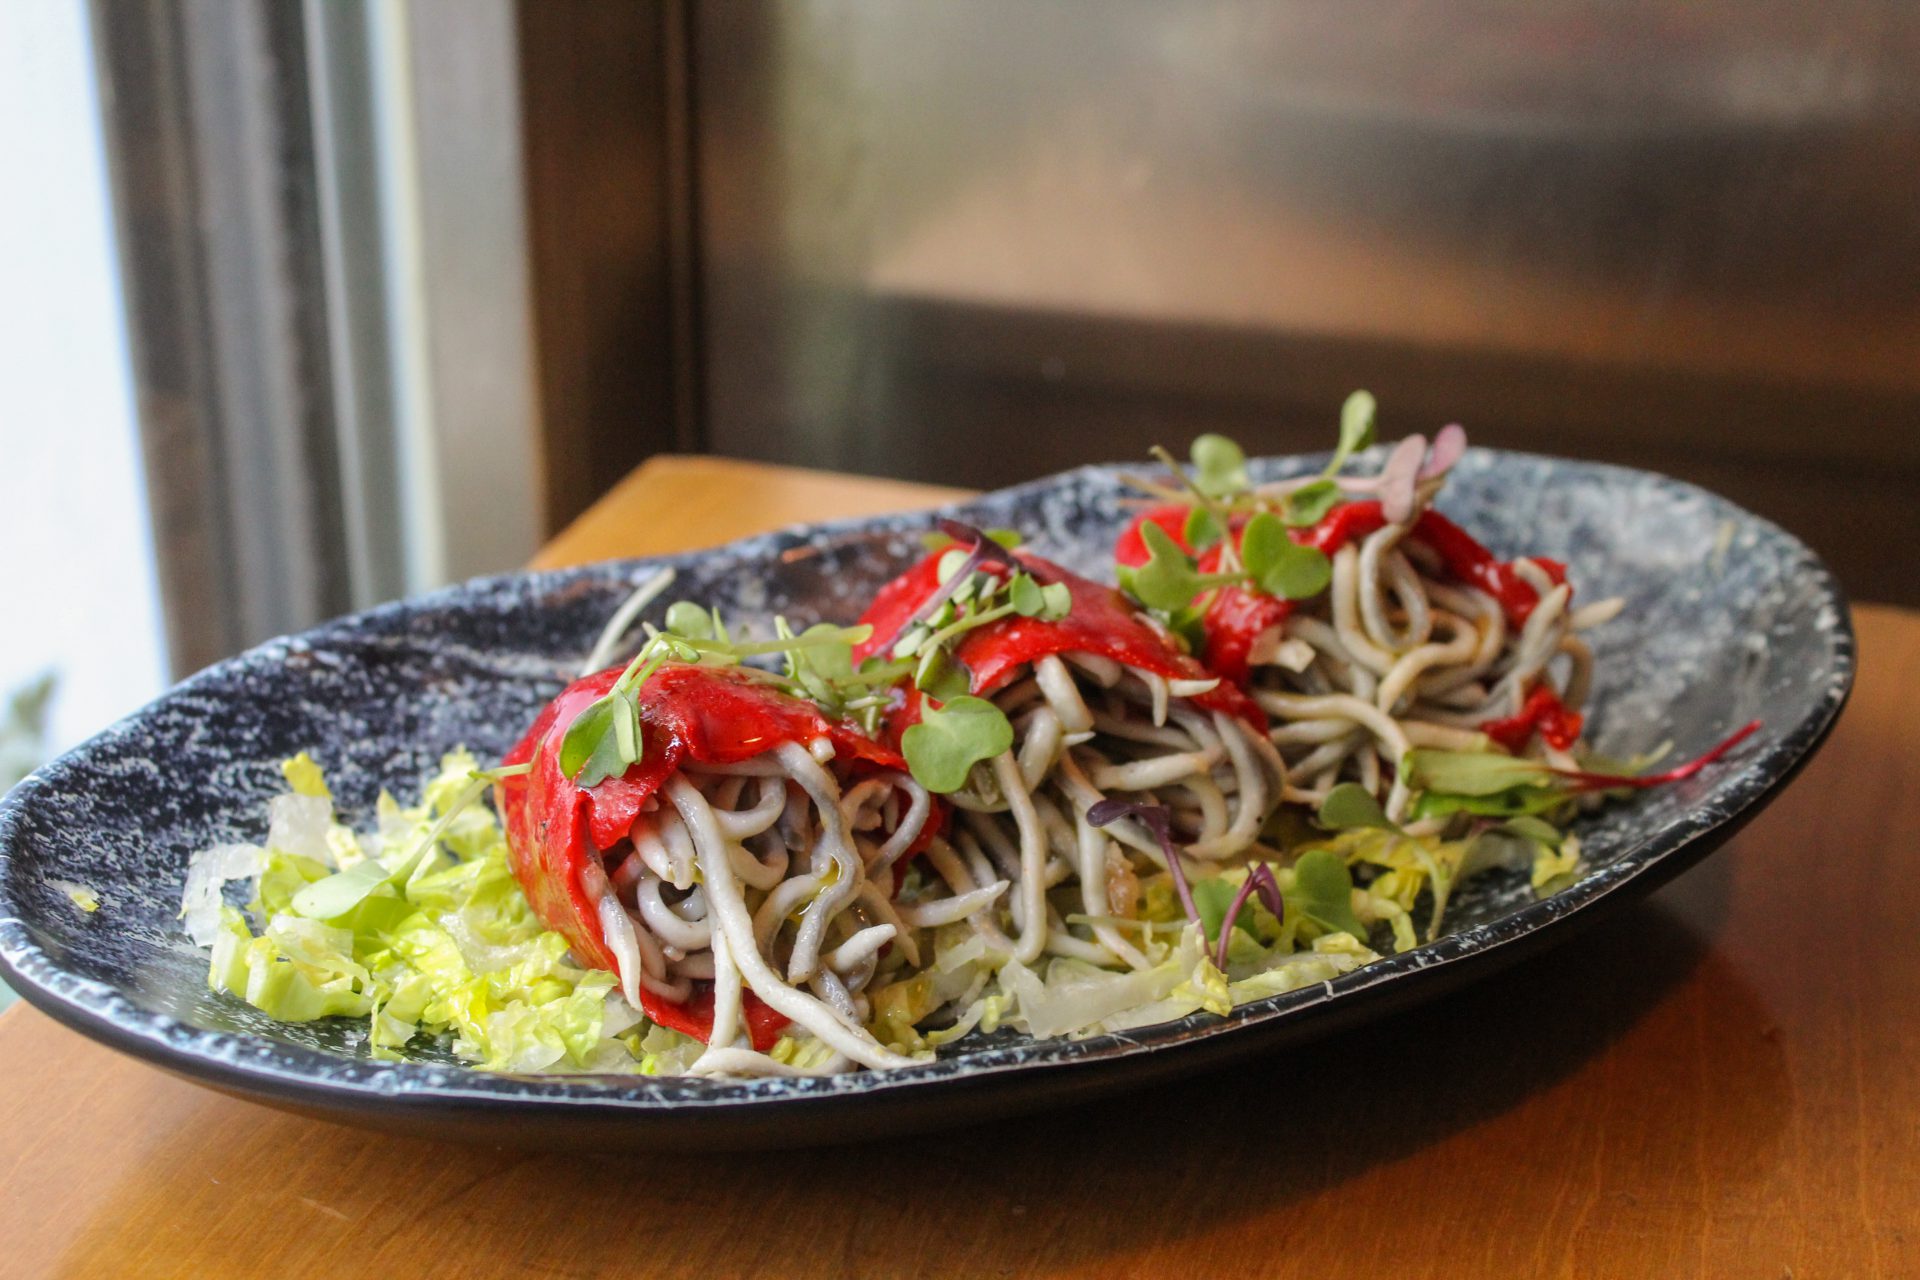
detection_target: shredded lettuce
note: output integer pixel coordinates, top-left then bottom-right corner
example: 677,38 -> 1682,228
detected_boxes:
186,752 -> 653,1073
1530,834 -> 1584,893
769,1034 -> 841,1073
630,1022 -> 705,1075
280,751 -> 332,801
180,843 -> 265,946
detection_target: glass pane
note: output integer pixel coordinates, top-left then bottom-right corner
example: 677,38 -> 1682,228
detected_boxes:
0,0 -> 166,1003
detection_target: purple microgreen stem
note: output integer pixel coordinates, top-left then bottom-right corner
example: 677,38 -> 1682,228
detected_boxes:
1249,862 -> 1285,921
1087,798 -> 1203,938
1215,872 -> 1260,969
934,519 -> 1023,573
880,539 -> 988,654
1557,720 -> 1761,792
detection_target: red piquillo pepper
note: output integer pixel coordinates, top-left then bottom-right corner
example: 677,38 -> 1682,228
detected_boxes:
1482,684 -> 1585,753
853,547 -> 1268,734
495,663 -> 916,1049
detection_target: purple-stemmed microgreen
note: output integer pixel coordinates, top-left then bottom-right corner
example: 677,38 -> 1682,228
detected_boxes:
1249,862 -> 1285,920
1406,720 -> 1762,822
1211,864 -> 1287,970
882,520 -> 1036,657
1088,798 -> 1291,966
1086,798 -> 1203,937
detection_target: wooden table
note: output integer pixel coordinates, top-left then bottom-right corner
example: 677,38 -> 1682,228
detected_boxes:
3,456 -> 1915,1278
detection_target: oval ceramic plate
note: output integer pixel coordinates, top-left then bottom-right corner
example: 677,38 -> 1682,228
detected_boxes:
0,452 -> 1852,1150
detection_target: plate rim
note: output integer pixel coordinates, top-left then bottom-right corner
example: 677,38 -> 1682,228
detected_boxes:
0,450 -> 1858,1123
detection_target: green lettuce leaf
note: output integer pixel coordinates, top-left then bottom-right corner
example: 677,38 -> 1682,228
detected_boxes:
1285,849 -> 1369,942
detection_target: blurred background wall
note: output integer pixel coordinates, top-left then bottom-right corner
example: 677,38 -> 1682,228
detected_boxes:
4,0 -> 1917,767
688,1 -> 1920,603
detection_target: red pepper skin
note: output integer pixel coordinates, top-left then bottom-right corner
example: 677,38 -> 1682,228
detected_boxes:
853,548 -> 1267,733
1411,510 -> 1567,628
641,985 -> 790,1051
1114,501 -> 1569,685
1481,685 -> 1585,753
496,663 -> 912,1050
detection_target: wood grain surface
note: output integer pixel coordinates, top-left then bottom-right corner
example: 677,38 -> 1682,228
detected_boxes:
2,456 -> 1913,1279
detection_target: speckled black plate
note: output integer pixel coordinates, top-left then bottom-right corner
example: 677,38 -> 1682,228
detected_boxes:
0,452 -> 1852,1150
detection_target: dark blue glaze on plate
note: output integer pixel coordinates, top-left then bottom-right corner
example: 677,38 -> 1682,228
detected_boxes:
0,452 -> 1853,1149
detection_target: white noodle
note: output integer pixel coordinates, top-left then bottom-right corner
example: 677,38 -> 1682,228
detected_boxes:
665,774 -> 908,1070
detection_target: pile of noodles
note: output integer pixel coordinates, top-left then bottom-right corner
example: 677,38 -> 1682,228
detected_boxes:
1242,469 -> 1622,830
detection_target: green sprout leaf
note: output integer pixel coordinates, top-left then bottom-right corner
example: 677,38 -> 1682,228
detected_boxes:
1190,877 -> 1245,947
1183,506 -> 1225,552
1132,521 -> 1206,611
1166,601 -> 1210,654
560,692 -> 643,789
1317,782 -> 1397,832
1326,390 -> 1377,477
663,601 -> 714,639
1190,433 -> 1250,499
1009,573 -> 1047,617
936,548 -> 973,584
895,624 -> 937,662
791,623 -> 856,677
1240,512 -> 1332,600
1407,748 -> 1553,797
1038,581 -> 1071,620
901,695 -> 1014,793
1280,478 -> 1342,528
915,650 -> 974,702
1287,848 -> 1369,942
785,622 -> 858,704
1412,786 -> 1570,821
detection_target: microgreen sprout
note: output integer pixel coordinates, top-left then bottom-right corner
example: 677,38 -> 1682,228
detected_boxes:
1287,848 -> 1369,942
1408,720 -> 1761,801
1325,389 -> 1378,478
579,567 -> 677,675
899,695 -> 1015,792
1209,863 -> 1286,969
1316,782 -> 1399,833
1087,798 -> 1290,965
1125,511 -> 1331,614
